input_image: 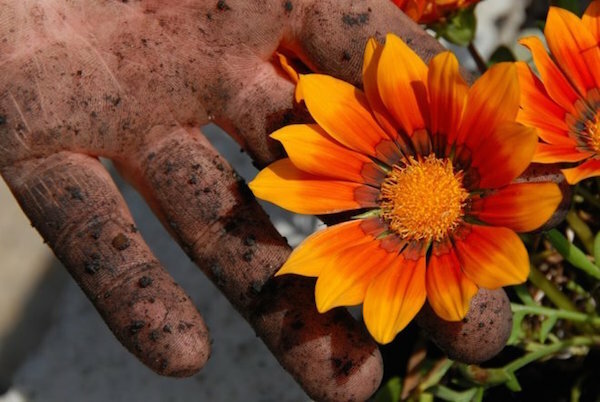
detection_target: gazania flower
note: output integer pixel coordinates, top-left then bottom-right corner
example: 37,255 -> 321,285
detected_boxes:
250,34 -> 562,344
393,0 -> 480,24
517,2 -> 600,184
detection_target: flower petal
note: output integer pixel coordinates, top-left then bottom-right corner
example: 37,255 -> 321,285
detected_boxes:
426,246 -> 478,322
363,254 -> 426,344
457,63 -> 520,151
516,62 -> 575,146
377,33 -> 428,135
472,182 -> 562,232
315,239 -> 393,312
519,36 -> 579,113
363,38 -> 400,138
545,6 -> 600,94
533,142 -> 593,163
248,158 -> 377,214
296,74 -> 390,157
277,220 -> 373,277
271,124 -> 377,183
562,158 -> 600,184
275,52 -> 299,84
583,0 -> 600,43
469,122 -> 538,189
454,225 -> 529,289
428,51 -> 468,149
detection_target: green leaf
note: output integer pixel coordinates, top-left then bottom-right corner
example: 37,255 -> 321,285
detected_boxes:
471,387 -> 484,402
431,7 -> 477,46
546,229 -> 600,279
513,285 -> 536,306
374,377 -> 402,402
428,385 -> 479,402
594,231 -> 600,267
504,370 -> 522,392
539,315 -> 558,343
507,311 -> 527,345
487,45 -> 516,66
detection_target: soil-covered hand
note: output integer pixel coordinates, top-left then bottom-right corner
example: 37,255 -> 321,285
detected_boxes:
0,1 -> 462,400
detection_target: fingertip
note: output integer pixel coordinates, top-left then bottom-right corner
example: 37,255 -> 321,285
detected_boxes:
103,266 -> 212,377
251,277 -> 383,401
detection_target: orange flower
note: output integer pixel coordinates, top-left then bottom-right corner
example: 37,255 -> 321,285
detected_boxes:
518,2 -> 600,184
249,34 -> 562,344
393,0 -> 480,24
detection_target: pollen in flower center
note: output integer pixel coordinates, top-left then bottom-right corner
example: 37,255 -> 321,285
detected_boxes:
379,155 -> 469,242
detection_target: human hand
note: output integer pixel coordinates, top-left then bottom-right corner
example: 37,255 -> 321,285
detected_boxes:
0,1 -> 501,400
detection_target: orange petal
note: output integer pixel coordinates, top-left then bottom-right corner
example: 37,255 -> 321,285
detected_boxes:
377,33 -> 428,136
472,182 -> 562,232
519,36 -> 579,113
533,142 -> 593,163
277,220 -> 372,277
296,74 -> 390,157
275,52 -> 299,84
454,225 -> 529,289
363,38 -> 400,138
248,159 -> 377,214
457,63 -> 520,151
583,0 -> 600,43
516,62 -> 575,146
545,6 -> 600,94
427,51 -> 468,147
469,122 -> 537,189
562,158 -> 600,184
426,247 -> 478,322
363,255 -> 426,344
315,239 -> 393,312
271,124 -> 376,183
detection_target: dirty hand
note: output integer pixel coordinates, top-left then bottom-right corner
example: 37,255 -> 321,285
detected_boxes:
0,1 -> 450,400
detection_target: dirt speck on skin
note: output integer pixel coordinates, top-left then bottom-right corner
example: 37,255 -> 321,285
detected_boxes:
0,115 -> 6,125
242,250 -> 253,262
342,12 -> 369,26
139,276 -> 153,288
216,0 -> 230,11
111,233 -> 131,250
129,320 -> 146,334
84,252 -> 101,274
244,234 -> 256,246
66,185 -> 84,201
284,0 -> 293,13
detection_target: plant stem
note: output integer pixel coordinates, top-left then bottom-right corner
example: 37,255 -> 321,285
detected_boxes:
528,264 -> 578,312
511,304 -> 600,326
459,335 -> 600,388
566,210 -> 595,254
504,335 -> 600,372
546,229 -> 600,279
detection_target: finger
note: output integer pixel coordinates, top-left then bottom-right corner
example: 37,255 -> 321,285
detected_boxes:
215,0 -> 457,168
120,126 -> 383,402
416,288 -> 512,364
290,0 -> 449,86
0,152 -> 210,377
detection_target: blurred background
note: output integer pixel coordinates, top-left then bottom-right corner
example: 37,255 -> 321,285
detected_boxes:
0,1 -> 591,401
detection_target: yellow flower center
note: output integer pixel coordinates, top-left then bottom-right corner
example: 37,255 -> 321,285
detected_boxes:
585,111 -> 600,153
379,155 -> 469,242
